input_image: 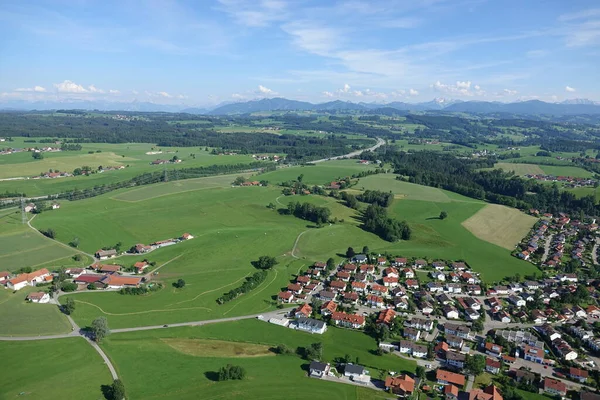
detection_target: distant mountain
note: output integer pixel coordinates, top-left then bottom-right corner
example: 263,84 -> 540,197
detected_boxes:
180,107 -> 209,114
313,100 -> 366,111
210,97 -> 314,114
444,99 -> 600,115
561,98 -> 600,105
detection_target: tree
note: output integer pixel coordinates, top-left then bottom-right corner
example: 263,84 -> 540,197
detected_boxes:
32,152 -> 43,160
69,237 -> 80,248
297,174 -> 304,183
41,228 -> 56,239
305,342 -> 323,360
251,255 -> 278,270
218,364 -> 246,381
471,319 -> 484,333
63,297 -> 76,315
173,279 -> 186,289
439,211 -> 448,220
275,344 -> 292,355
233,176 -> 246,186
346,247 -> 356,259
326,257 -> 336,271
362,246 -> 370,255
415,366 -> 426,380
91,316 -> 110,343
110,379 -> 126,400
60,281 -> 77,292
465,354 -> 486,375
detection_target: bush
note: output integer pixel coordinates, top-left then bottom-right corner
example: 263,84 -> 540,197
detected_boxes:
218,364 -> 246,381
275,344 -> 293,355
60,282 -> 77,292
172,279 -> 186,289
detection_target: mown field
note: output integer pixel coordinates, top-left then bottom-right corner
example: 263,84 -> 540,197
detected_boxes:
0,208 -> 78,271
101,319 -> 411,400
0,337 -> 113,399
0,286 -> 72,336
462,204 -> 537,250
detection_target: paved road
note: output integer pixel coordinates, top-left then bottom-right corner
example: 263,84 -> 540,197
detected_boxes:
593,238 -> 599,265
309,137 -> 385,164
541,234 -> 554,263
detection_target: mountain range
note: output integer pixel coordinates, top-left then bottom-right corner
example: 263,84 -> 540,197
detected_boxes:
2,97 -> 600,116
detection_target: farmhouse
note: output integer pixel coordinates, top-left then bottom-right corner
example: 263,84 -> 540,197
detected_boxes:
101,275 -> 142,289
26,292 -> 50,303
6,268 -> 51,291
134,261 -> 149,273
92,264 -> 121,273
96,249 -> 117,259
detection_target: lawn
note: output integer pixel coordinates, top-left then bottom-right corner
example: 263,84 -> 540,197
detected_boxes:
0,210 -> 77,271
0,337 -> 113,400
0,286 -> 72,336
101,319 -> 411,399
462,204 -> 537,250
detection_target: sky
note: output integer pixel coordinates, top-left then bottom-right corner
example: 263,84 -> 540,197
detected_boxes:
1,0 -> 600,106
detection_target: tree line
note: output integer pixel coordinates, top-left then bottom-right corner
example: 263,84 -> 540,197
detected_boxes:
362,204 -> 411,241
285,201 -> 331,225
356,189 -> 394,207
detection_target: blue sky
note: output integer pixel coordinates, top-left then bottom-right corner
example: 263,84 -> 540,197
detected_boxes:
1,0 -> 599,106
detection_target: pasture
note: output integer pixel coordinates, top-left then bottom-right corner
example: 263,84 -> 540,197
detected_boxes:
540,165 -> 594,178
493,163 -> 544,176
0,337 -> 112,400
257,159 -> 377,185
462,204 -> 537,250
356,174 -> 457,202
101,319 -> 412,399
0,210 -> 77,271
0,286 -> 72,336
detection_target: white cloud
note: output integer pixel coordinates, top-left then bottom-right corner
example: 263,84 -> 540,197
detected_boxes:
231,93 -> 246,100
559,8 -> 600,21
177,94 -> 188,99
54,80 -> 88,93
503,89 -> 518,96
109,89 -> 120,94
132,90 -> 139,95
88,84 -> 104,93
158,91 -> 173,98
565,86 -> 576,92
15,86 -> 47,93
409,88 -> 419,96
322,91 -> 334,97
218,0 -> 288,27
340,83 -> 351,93
432,80 -> 485,97
281,23 -> 341,56
258,85 -> 274,94
381,17 -> 422,29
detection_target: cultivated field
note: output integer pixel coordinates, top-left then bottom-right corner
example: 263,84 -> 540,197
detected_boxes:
493,162 -> 544,176
101,320 -> 413,399
0,286 -> 72,336
462,204 -> 538,250
0,210 -> 77,271
161,338 -> 274,357
0,337 -> 112,399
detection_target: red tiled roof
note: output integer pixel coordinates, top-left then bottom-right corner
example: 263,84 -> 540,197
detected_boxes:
436,369 -> 465,386
331,311 -> 365,325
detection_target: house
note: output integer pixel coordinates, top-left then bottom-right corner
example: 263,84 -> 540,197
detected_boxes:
569,367 -> 588,383
446,351 -> 466,369
430,271 -> 446,281
444,323 -> 471,339
278,291 -> 294,303
408,317 -> 434,331
383,267 -> 399,278
427,282 -> 444,293
73,274 -> 106,288
497,311 -> 511,323
351,281 -> 367,292
133,261 -> 149,273
438,293 -> 454,305
421,301 -> 434,315
414,259 -> 427,268
95,249 -> 117,259
444,384 -> 459,400
402,268 -> 415,279
383,276 -> 399,287
6,268 -> 51,291
467,385 -> 504,400
0,271 -> 10,284
336,271 -> 351,281
180,233 -> 194,240
510,369 -> 536,384
385,374 -> 415,396
359,264 -> 374,274
296,275 -> 311,285
26,292 -> 50,303
101,275 -> 142,289
330,312 -> 365,329
444,306 -> 459,320
543,378 -> 566,397
581,392 -> 600,400
393,257 -> 407,267
485,342 -> 503,358
296,317 -> 327,334
446,334 -> 464,349
329,280 -> 346,291
23,203 -> 36,212
371,284 -> 388,296
343,292 -> 359,304
451,262 -> 467,271
92,264 -> 121,273
433,261 -> 446,270
133,244 -> 152,254
404,327 -> 421,341
436,369 -> 465,387
366,294 -> 384,308
287,283 -> 304,294
522,345 -> 544,363
405,279 -> 419,290
344,364 -> 370,384
508,295 -> 525,307
51,202 -> 61,209
464,308 -> 480,321
64,268 -> 85,278
394,297 -> 409,310
377,309 -> 396,325
295,303 -> 313,318
319,290 -> 336,301
485,358 -> 501,374
309,361 -> 330,378
377,257 -> 387,266
352,254 -> 368,264
320,301 -> 337,316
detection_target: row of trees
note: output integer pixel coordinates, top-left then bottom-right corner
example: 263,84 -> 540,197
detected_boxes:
362,204 -> 411,241
216,270 -> 268,304
286,201 -> 331,225
356,190 -> 394,207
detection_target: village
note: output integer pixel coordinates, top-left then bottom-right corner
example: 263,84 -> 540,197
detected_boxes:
265,251 -> 600,399
524,174 -> 598,189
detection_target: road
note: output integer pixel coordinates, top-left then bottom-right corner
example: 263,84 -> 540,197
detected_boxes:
593,238 -> 599,265
541,234 -> 554,263
309,137 -> 385,164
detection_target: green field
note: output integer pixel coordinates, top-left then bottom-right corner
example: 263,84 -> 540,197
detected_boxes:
493,163 -> 544,176
257,160 -> 377,185
540,165 -> 594,178
0,286 -> 72,336
0,209 -> 78,271
0,338 -> 112,399
101,319 -> 412,399
357,174 -> 459,202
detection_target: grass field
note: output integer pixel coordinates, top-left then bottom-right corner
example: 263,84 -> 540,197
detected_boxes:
493,163 -> 544,175
540,165 -> 594,178
161,338 -> 274,357
0,210 -> 78,271
0,286 -> 72,336
30,171 -> 536,329
257,160 -> 377,185
356,174 -> 457,202
101,320 -> 411,399
462,204 -> 537,250
0,337 -> 113,399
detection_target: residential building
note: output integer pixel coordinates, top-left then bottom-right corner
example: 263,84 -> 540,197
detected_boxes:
26,292 -> 50,303
569,367 -> 588,383
485,342 -> 503,358
446,351 -> 466,369
278,291 -> 294,303
376,309 -> 396,325
436,370 -> 465,387
543,378 -> 566,397
344,364 -> 370,384
296,317 -> 327,334
320,301 -> 337,316
330,312 -> 365,329
385,374 -> 415,396
309,361 -> 330,378
485,358 -> 501,374
295,303 -> 312,318
95,249 -> 117,259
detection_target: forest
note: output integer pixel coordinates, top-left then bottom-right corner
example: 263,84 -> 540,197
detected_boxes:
361,204 -> 411,242
285,201 -> 331,225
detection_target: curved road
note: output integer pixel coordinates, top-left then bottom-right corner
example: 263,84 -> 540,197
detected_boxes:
309,137 -> 385,164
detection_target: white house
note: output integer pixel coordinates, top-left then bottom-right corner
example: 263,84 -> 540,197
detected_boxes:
6,268 -> 51,291
344,364 -> 370,384
430,271 -> 446,281
296,317 -> 327,334
26,292 -> 50,303
444,307 -> 460,320
465,308 -> 480,320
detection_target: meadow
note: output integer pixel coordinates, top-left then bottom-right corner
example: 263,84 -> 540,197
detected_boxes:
0,285 -> 72,336
101,319 -> 412,400
0,208 -> 78,271
257,159 -> 377,185
0,337 -> 113,399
